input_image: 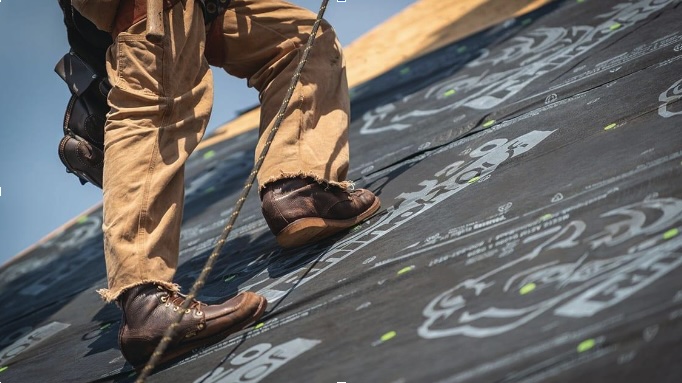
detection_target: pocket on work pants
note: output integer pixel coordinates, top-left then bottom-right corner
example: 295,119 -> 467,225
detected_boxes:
111,33 -> 166,97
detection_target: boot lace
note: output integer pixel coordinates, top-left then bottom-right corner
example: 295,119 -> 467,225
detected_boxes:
157,286 -> 205,316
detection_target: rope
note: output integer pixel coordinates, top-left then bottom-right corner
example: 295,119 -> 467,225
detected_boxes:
135,0 -> 330,380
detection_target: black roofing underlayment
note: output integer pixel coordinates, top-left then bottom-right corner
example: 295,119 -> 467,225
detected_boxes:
2,0 -> 682,381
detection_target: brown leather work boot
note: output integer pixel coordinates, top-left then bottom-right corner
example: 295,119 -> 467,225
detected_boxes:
117,284 -> 267,370
261,177 -> 381,248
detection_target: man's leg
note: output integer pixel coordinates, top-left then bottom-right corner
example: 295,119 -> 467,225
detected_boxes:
100,0 -> 213,300
98,0 -> 265,368
206,0 -> 380,247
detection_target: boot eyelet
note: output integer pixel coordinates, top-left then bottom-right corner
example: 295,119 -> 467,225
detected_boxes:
185,309 -> 191,314
195,310 -> 203,316
165,302 -> 171,307
197,323 -> 205,330
160,296 -> 168,303
173,306 -> 179,311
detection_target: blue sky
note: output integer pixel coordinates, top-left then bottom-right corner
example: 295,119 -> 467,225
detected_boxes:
0,0 -> 417,266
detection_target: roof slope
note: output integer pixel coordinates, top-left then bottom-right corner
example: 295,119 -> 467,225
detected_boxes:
1,0 -> 682,382
198,0 -> 552,149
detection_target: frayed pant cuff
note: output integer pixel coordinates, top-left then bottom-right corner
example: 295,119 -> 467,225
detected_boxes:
259,172 -> 354,193
97,280 -> 181,303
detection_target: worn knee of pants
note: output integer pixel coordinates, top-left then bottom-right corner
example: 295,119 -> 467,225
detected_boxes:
205,0 -> 352,190
98,0 -> 213,301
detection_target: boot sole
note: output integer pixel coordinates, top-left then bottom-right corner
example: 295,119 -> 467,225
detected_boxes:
132,294 -> 268,373
275,197 -> 381,248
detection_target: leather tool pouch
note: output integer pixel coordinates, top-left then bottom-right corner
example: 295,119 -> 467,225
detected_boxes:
55,0 -> 231,188
56,0 -> 113,188
55,53 -> 110,188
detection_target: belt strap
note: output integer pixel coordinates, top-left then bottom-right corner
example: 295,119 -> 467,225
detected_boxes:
201,0 -> 231,24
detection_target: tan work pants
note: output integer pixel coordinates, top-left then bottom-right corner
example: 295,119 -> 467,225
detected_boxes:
94,0 -> 350,301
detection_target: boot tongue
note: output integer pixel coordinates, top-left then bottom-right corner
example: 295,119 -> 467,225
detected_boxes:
167,291 -> 204,310
169,294 -> 186,306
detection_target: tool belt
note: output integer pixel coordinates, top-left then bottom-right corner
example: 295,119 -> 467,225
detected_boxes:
56,0 -> 113,188
56,0 -> 230,188
55,52 -> 109,188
